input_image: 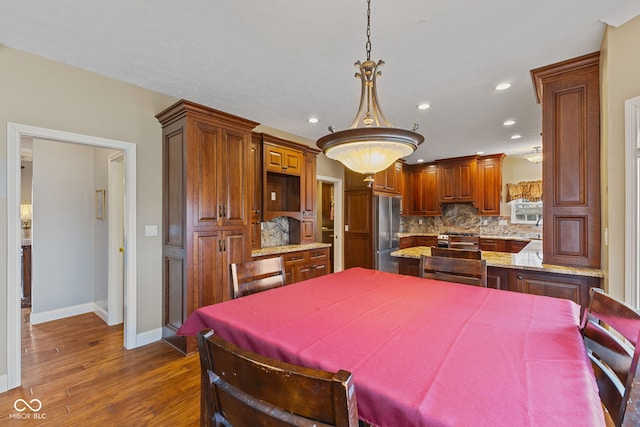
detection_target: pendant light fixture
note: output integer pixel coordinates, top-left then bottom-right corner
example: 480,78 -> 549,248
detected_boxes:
316,0 -> 424,185
524,146 -> 543,163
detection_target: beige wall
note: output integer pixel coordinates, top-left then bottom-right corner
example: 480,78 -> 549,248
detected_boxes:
0,46 -> 178,379
501,155 -> 543,216
601,15 -> 640,299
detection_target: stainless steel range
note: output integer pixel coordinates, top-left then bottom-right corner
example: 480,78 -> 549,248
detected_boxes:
436,232 -> 480,250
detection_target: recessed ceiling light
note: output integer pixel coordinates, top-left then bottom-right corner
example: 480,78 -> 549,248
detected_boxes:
503,119 -> 516,126
308,117 -> 319,124
417,103 -> 431,110
495,83 -> 511,91
417,159 -> 425,163
476,151 -> 485,155
510,134 -> 522,140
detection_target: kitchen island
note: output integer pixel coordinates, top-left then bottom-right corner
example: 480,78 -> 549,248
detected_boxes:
391,240 -> 603,313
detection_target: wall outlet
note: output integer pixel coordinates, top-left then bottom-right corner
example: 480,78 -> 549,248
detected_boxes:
271,191 -> 276,201
498,219 -> 508,226
483,219 -> 488,225
418,219 -> 423,224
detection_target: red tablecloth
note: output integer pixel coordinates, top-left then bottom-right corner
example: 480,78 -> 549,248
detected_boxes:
179,267 -> 604,427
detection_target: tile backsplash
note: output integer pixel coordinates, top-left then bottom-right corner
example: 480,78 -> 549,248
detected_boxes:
401,203 -> 542,238
261,217 -> 290,247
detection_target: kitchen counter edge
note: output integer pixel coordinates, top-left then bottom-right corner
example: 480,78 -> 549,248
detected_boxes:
391,240 -> 604,278
252,242 -> 332,258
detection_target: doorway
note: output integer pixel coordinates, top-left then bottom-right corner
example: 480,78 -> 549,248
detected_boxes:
6,123 -> 138,390
625,96 -> 640,308
317,175 -> 344,272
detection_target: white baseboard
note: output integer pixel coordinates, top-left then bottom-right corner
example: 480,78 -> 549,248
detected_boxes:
30,303 -> 96,325
93,304 -> 109,324
136,327 -> 162,347
0,373 -> 8,393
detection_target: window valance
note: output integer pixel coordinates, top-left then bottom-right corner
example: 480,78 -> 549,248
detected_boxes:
506,180 -> 542,202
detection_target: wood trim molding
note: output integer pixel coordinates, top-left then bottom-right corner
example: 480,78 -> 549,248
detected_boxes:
530,51 -> 600,104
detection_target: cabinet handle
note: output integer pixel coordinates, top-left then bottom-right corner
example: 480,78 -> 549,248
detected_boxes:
289,257 -> 303,261
219,240 -> 223,252
517,275 -> 523,280
222,205 -> 226,218
218,205 -> 223,218
219,240 -> 226,252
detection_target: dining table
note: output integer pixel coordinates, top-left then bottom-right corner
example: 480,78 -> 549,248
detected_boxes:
178,267 -> 604,427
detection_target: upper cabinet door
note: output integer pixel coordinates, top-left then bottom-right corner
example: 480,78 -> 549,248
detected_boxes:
219,128 -> 251,227
264,143 -> 302,175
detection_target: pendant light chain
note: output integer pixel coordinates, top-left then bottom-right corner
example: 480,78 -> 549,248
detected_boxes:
365,0 -> 372,61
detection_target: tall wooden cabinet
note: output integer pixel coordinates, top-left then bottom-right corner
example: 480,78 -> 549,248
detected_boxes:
157,100 -> 258,353
477,154 -> 504,216
404,163 -> 440,216
531,52 -> 601,269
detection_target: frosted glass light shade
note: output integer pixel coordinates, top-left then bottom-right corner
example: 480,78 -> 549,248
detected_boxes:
20,203 -> 32,220
317,127 -> 423,175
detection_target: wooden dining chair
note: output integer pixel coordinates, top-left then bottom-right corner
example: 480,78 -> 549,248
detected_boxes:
419,255 -> 487,287
230,256 -> 286,298
430,246 -> 482,260
197,329 -> 359,427
581,288 -> 640,427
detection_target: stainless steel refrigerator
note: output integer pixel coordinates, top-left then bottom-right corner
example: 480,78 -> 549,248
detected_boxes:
374,195 -> 401,273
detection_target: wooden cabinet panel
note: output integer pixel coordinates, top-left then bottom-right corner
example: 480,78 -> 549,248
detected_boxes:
505,239 -> 530,253
372,162 -> 402,194
158,99 -> 257,353
478,154 -> 504,216
438,156 -> 478,204
508,268 -> 599,314
258,247 -> 330,285
301,219 -> 315,243
479,238 -> 505,252
487,266 -> 508,290
344,190 -> 373,269
264,143 -> 302,175
404,163 -> 440,216
532,52 -> 601,269
250,134 -> 262,250
302,153 -> 316,217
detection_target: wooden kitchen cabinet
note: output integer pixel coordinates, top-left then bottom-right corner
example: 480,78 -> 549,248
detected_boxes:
157,99 -> 257,353
399,235 -> 438,249
479,238 -> 505,252
477,154 -> 504,216
404,163 -> 440,216
344,190 -> 374,269
372,161 -> 403,194
250,133 -> 262,249
487,266 -> 508,290
263,142 -> 303,175
260,133 -> 319,233
346,161 -> 402,194
531,52 -> 601,269
438,156 -> 478,204
506,268 -> 600,314
256,247 -> 330,285
505,239 -> 530,253
300,151 -> 319,243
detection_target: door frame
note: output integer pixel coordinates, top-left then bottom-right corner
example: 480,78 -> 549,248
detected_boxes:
107,152 -> 125,325
6,123 -> 138,390
317,175 -> 344,272
625,96 -> 640,308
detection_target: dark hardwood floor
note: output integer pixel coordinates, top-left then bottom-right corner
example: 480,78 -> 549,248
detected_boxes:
0,309 -> 200,425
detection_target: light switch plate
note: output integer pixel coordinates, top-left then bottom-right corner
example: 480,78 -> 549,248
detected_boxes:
271,191 -> 276,201
145,225 -> 158,236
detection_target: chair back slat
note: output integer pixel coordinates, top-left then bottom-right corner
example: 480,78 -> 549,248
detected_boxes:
582,288 -> 640,426
419,255 -> 487,287
231,257 -> 285,298
198,330 -> 359,427
430,247 -> 482,260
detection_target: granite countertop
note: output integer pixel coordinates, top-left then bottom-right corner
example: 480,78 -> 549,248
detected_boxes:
397,232 -> 540,241
391,240 -> 604,278
252,242 -> 332,257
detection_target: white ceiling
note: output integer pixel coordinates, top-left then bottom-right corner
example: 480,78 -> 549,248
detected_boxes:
1,0 -> 638,163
